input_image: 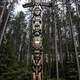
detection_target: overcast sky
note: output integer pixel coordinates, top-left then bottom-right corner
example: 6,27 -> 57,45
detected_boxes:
14,0 -> 26,14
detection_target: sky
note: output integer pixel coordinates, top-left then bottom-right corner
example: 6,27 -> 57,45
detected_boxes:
14,0 -> 26,14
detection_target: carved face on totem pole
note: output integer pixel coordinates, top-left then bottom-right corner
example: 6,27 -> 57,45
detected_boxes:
32,16 -> 42,32
32,36 -> 42,49
34,6 -> 41,16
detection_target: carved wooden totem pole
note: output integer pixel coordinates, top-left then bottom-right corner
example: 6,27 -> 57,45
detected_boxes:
32,0 -> 43,80
23,0 -> 43,80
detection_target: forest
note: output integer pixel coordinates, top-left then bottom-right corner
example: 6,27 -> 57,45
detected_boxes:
0,0 -> 80,80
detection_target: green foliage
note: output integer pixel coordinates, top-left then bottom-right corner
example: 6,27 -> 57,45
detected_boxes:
0,33 -> 31,80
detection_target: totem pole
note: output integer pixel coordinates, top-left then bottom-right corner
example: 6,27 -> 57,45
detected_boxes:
23,0 -> 52,80
32,0 -> 43,80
